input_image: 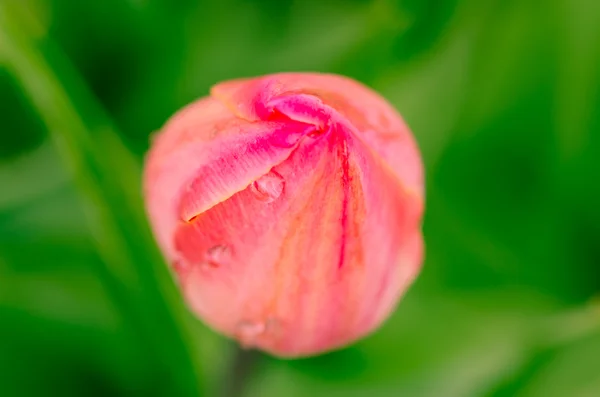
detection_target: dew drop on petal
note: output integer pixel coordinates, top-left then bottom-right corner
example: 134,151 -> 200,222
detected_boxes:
251,170 -> 284,203
205,245 -> 231,267
272,129 -> 305,148
236,320 -> 266,348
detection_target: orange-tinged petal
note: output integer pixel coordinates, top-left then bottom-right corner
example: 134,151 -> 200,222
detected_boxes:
143,72 -> 425,357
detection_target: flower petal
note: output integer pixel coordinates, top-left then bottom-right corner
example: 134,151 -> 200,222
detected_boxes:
144,96 -> 316,258
174,122 -> 422,356
212,73 -> 424,196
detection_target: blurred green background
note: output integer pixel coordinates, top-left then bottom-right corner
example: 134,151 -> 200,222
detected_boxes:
1,0 -> 599,396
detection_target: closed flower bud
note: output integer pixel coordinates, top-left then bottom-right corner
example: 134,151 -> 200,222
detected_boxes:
144,73 -> 424,357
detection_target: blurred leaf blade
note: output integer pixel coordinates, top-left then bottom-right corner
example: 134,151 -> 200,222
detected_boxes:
0,3 -> 203,396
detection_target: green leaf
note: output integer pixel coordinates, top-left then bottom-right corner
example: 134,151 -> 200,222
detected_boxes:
0,3 -> 203,395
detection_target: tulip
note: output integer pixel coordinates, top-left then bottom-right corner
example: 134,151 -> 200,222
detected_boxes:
143,72 -> 424,357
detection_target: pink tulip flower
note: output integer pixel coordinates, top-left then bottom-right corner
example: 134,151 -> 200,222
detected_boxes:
143,73 -> 424,357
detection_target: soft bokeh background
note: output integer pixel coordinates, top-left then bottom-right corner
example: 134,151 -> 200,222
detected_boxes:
1,0 -> 599,396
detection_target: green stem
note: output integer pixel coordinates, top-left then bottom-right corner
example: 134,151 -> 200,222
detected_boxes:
220,348 -> 263,397
0,5 -> 202,396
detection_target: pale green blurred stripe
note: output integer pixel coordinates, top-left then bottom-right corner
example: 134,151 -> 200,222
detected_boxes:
0,3 -> 203,395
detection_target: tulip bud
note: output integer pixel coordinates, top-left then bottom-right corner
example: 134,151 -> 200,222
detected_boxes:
143,73 -> 424,357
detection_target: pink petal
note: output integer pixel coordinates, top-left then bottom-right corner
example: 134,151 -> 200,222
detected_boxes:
174,122 -> 422,356
144,72 -> 425,357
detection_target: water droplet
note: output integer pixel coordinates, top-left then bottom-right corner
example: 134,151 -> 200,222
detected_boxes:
205,245 -> 230,267
251,171 -> 284,202
236,320 -> 266,348
272,129 -> 305,148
